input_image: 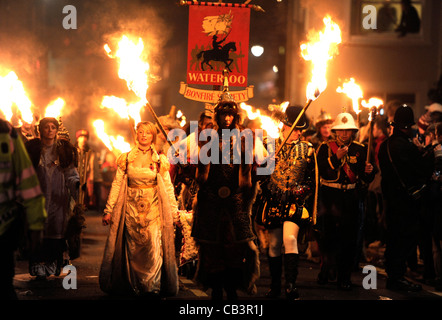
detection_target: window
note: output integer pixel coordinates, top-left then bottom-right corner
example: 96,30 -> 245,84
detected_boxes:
351,0 -> 423,36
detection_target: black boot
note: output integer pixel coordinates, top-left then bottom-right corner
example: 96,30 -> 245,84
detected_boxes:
284,253 -> 300,300
224,268 -> 240,300
265,255 -> 282,298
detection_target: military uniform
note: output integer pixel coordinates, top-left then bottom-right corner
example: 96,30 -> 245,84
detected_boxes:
315,113 -> 374,289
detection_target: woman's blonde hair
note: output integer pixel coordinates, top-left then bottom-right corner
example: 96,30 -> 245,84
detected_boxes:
135,121 -> 157,144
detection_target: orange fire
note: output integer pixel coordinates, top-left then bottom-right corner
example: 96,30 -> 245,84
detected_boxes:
0,70 -> 34,124
361,97 -> 384,109
301,15 -> 342,101
176,109 -> 187,127
240,102 -> 288,139
93,119 -> 131,155
337,78 -> 363,114
45,97 -> 65,119
102,35 -> 150,126
95,34 -> 153,154
362,97 -> 384,121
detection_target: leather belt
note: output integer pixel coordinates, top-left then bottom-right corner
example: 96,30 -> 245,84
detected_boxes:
321,181 -> 356,190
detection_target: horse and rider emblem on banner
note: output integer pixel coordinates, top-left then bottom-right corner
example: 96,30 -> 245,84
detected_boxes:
196,12 -> 236,72
186,6 -> 249,87
181,3 -> 253,103
197,36 -> 237,72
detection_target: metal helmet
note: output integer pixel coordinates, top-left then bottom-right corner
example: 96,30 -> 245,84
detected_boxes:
214,90 -> 240,126
315,109 -> 334,127
331,112 -> 359,131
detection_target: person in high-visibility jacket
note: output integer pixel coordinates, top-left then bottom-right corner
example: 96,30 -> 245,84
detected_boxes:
0,118 -> 47,299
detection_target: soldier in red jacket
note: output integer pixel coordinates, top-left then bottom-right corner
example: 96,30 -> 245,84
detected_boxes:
316,112 -> 374,290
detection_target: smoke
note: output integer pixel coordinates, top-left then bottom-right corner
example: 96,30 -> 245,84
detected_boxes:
0,0 -> 177,149
0,0 -> 46,118
65,0 -> 175,146
299,0 -> 346,29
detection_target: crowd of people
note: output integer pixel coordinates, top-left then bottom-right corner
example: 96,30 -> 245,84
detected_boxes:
1,86 -> 442,300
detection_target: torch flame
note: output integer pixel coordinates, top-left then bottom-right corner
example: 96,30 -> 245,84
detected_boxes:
337,78 -> 363,114
176,109 -> 187,127
240,102 -> 288,139
101,96 -> 130,119
45,97 -> 65,119
362,97 -> 384,121
301,16 -> 342,101
93,119 -> 131,155
361,97 -> 384,109
0,70 -> 33,124
104,35 -> 150,127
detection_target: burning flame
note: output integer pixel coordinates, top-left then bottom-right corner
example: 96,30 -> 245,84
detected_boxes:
95,34 -> 152,155
362,97 -> 384,121
103,35 -> 150,127
45,97 -> 65,119
176,109 -> 187,127
93,119 -> 131,155
301,16 -> 342,101
337,78 -> 363,114
0,70 -> 33,124
240,102 -> 288,139
361,97 -> 384,109
101,96 -> 130,119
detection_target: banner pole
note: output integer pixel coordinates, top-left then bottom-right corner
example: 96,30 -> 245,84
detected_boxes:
179,0 -> 265,12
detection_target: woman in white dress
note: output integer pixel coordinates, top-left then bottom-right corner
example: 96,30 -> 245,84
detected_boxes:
100,121 -> 179,297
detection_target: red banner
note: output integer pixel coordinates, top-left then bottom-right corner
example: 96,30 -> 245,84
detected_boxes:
187,4 -> 250,87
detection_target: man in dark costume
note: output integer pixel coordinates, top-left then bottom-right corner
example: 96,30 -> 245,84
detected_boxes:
378,105 -> 432,292
255,105 -> 318,300
191,91 -> 261,300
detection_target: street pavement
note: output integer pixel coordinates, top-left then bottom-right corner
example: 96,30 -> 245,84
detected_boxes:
12,210 -> 442,306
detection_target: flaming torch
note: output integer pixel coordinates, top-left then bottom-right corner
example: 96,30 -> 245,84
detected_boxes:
0,70 -> 34,125
361,97 -> 384,162
276,15 -> 342,156
93,119 -> 131,156
336,78 -> 363,124
240,102 -> 288,139
103,35 -> 151,143
44,97 -> 65,118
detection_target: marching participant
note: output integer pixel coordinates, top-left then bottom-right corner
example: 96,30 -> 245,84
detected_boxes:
0,119 -> 46,299
378,105 -> 432,292
191,91 -> 261,300
315,112 -> 374,290
255,105 -> 318,300
308,109 -> 334,150
25,117 -> 79,279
